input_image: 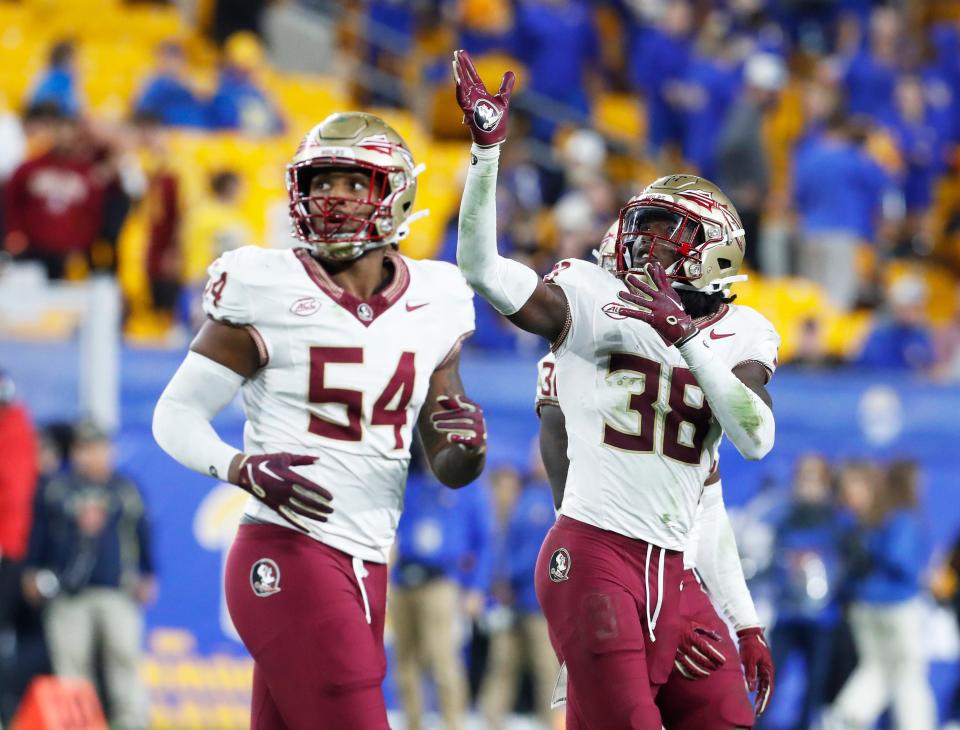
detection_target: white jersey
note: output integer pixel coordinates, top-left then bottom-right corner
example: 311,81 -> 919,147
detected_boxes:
545,258 -> 779,551
537,347 -> 710,568
202,246 -> 475,562
534,351 -> 560,414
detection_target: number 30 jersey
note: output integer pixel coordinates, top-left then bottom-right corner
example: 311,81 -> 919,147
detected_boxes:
202,246 -> 475,562
545,258 -> 779,551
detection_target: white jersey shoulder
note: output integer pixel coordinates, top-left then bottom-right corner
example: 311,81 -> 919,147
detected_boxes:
202,245 -> 288,327
535,350 -> 559,413
200,246 -> 475,563
544,256 -> 778,550
404,257 -> 476,353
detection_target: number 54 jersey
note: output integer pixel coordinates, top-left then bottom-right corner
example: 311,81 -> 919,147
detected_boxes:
202,246 -> 475,563
546,258 -> 779,551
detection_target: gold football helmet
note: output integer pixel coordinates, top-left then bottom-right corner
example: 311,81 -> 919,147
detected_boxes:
593,220 -> 619,273
614,174 -> 747,293
286,112 -> 425,261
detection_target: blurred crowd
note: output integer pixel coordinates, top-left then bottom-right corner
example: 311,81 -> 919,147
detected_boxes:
2,1 -> 960,375
739,454 -> 946,729
352,0 -> 960,377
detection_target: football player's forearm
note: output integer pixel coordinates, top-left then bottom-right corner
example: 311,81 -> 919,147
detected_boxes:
153,351 -> 244,482
695,483 -> 760,630
428,444 -> 485,488
677,334 -> 774,460
457,144 -> 538,315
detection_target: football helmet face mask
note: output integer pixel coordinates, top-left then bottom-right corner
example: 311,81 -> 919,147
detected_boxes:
615,175 -> 747,293
286,112 -> 424,261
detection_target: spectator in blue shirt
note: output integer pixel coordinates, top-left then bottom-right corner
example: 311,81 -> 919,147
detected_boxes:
22,420 -> 155,730
512,0 -> 600,141
390,451 -> 495,730
923,24 -> 960,146
480,463 -> 558,729
134,41 -> 209,128
682,13 -> 745,181
207,32 -> 284,136
792,110 -> 893,310
842,7 -> 901,122
28,40 -> 80,117
855,274 -> 935,372
831,460 -> 936,730
628,1 -> 694,160
884,75 -> 947,257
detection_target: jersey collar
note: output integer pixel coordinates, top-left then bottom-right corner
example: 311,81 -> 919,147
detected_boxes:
694,303 -> 729,331
294,247 -> 411,327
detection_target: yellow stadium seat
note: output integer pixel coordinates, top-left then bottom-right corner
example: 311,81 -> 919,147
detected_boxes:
593,92 -> 645,144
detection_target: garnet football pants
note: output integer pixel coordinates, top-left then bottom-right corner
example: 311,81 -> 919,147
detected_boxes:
656,570 -> 756,729
535,516 -> 685,730
224,523 -> 389,730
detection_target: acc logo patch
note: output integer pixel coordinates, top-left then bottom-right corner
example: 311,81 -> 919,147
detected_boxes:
473,100 -> 502,132
290,297 -> 321,316
549,548 -> 571,582
251,558 -> 281,597
602,302 -> 628,320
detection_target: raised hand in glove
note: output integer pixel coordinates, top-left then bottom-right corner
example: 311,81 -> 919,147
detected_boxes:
737,626 -> 774,716
232,453 -> 333,532
430,394 -> 487,452
674,622 -> 727,680
452,49 -> 515,147
616,262 -> 698,346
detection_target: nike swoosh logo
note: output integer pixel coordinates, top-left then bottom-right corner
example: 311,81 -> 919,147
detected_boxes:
406,302 -> 429,312
258,462 -> 281,481
709,330 -> 735,340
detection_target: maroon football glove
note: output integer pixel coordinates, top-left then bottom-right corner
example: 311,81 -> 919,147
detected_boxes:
674,622 -> 727,680
616,263 -> 698,346
430,394 -> 487,452
737,626 -> 774,716
236,453 -> 333,532
452,49 -> 515,147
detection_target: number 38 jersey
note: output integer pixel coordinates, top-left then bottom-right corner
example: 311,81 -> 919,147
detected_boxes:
546,258 -> 779,551
202,246 -> 475,563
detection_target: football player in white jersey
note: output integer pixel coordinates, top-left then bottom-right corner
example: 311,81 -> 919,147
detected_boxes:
535,230 -> 772,729
453,50 -> 778,729
153,112 -> 487,730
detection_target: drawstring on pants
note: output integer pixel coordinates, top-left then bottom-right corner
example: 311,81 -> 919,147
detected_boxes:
644,544 -> 665,642
352,556 -> 371,624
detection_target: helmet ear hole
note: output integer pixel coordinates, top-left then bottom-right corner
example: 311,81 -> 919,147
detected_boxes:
718,258 -> 732,270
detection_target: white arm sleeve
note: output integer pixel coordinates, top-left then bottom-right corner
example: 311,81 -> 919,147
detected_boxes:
457,144 -> 539,315
695,482 -> 760,630
152,351 -> 244,481
678,331 -> 775,460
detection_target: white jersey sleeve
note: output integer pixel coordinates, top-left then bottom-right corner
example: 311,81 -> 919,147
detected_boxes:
719,306 -> 780,378
543,258 -> 610,356
414,259 -> 476,366
202,246 -> 272,366
535,350 -> 559,414
202,247 -> 257,325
